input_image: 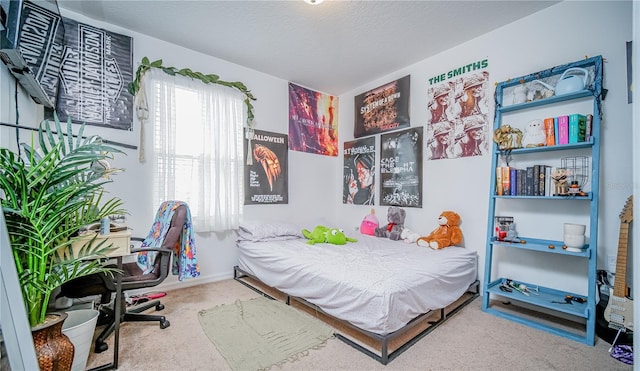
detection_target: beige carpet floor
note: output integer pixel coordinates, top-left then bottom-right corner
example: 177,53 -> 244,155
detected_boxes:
86,279 -> 631,371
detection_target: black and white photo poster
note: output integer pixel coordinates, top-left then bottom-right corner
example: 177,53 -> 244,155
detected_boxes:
380,127 -> 422,208
343,137 -> 376,205
244,129 -> 288,205
47,16 -> 134,130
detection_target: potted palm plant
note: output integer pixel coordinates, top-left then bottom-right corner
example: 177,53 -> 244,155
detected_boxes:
0,113 -> 127,370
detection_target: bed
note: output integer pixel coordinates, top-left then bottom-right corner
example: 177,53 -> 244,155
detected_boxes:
233,221 -> 479,364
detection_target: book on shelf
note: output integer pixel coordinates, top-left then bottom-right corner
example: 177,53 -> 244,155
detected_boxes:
538,165 -> 549,196
557,115 -> 569,145
533,165 -> 541,196
510,167 -> 518,196
553,117 -> 559,145
585,114 -> 593,141
544,117 -> 555,146
517,168 -> 525,196
494,216 -> 514,241
568,114 -> 586,143
496,166 -> 503,196
502,166 -> 512,196
525,166 -> 534,196
545,166 -> 553,196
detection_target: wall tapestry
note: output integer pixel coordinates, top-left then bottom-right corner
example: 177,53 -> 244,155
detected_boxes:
244,128 -> 288,205
354,75 -> 410,138
426,59 -> 490,160
343,136 -> 376,205
45,16 -> 134,130
380,127 -> 422,208
288,82 -> 338,156
5,0 -> 65,107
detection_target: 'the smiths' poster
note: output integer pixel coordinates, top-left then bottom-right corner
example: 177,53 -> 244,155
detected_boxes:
244,129 -> 288,205
47,16 -> 134,130
354,75 -> 410,138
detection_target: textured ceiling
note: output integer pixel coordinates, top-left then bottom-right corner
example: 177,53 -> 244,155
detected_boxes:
57,0 -> 559,95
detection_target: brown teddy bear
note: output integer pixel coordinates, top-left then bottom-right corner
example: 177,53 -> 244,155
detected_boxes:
374,206 -> 406,241
416,211 -> 463,249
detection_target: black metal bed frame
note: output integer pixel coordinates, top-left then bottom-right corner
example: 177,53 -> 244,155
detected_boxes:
233,265 -> 479,365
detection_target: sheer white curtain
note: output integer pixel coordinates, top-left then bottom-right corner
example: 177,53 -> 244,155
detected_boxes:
145,68 -> 246,232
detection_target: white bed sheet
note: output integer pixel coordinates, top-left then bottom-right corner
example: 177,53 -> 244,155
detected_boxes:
237,234 -> 477,335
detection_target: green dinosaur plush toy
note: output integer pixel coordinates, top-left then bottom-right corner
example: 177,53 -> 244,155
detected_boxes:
301,225 -> 358,245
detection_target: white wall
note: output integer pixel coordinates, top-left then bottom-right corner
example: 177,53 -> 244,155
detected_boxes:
0,7 -> 338,290
336,1 -> 632,295
0,1 -> 632,295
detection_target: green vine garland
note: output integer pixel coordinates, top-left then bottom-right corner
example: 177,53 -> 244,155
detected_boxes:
128,57 -> 256,124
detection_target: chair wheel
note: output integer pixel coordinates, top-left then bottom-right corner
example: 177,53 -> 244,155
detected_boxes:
156,303 -> 165,311
160,319 -> 170,329
95,341 -> 109,353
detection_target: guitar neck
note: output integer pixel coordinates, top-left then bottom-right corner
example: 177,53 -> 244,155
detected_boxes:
613,222 -> 630,298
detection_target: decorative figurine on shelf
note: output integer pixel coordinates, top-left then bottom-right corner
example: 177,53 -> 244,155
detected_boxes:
521,119 -> 546,148
551,168 -> 570,196
567,181 -> 588,197
493,125 -> 523,150
504,223 -> 521,243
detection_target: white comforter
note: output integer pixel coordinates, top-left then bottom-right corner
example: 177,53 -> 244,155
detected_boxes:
237,233 -> 477,335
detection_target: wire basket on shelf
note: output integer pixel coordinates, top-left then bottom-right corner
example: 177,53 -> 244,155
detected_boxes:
561,156 -> 589,195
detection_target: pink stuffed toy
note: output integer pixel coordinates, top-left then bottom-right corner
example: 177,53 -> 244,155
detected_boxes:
416,211 -> 463,249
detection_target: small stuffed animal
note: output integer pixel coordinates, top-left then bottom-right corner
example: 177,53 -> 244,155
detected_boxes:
400,227 -> 420,244
302,225 -> 357,245
521,119 -> 546,148
360,208 -> 379,236
375,206 -> 406,241
416,211 -> 463,249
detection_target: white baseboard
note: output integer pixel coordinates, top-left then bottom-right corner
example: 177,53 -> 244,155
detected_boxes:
127,270 -> 235,296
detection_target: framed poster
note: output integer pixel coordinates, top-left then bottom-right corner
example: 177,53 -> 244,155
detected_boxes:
343,136 -> 376,205
354,75 -> 410,138
244,129 -> 288,205
426,60 -> 490,160
288,82 -> 338,156
380,127 -> 422,207
46,16 -> 134,130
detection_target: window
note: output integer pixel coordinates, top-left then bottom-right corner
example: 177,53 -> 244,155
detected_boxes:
146,68 -> 246,232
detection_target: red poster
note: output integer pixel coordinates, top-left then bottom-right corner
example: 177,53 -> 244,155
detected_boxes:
288,83 -> 338,156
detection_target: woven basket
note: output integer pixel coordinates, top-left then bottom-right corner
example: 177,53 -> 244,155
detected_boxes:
31,312 -> 75,371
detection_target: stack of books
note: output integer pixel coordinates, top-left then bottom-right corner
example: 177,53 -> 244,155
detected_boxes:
496,165 -> 556,196
543,113 -> 592,146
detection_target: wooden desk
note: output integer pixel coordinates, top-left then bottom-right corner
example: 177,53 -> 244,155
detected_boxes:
70,230 -> 131,371
69,230 -> 132,258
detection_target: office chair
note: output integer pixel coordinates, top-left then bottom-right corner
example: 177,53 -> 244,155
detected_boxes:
59,203 -> 189,353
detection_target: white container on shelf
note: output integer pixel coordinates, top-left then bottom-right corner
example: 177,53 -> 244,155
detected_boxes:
563,223 -> 586,235
563,234 -> 585,249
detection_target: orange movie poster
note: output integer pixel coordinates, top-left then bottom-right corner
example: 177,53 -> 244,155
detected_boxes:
288,83 -> 338,156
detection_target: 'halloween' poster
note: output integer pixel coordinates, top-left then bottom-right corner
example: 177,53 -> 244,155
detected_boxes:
288,83 -> 338,156
380,127 -> 422,207
244,129 -> 288,205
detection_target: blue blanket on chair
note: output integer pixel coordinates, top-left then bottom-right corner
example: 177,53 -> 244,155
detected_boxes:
136,201 -> 200,281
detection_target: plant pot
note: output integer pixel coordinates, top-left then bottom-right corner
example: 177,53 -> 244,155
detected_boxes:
31,312 -> 75,371
62,309 -> 99,371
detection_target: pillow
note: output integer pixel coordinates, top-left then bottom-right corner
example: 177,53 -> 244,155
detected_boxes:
237,221 -> 303,242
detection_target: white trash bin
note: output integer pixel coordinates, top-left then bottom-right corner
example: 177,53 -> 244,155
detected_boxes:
62,309 -> 100,371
